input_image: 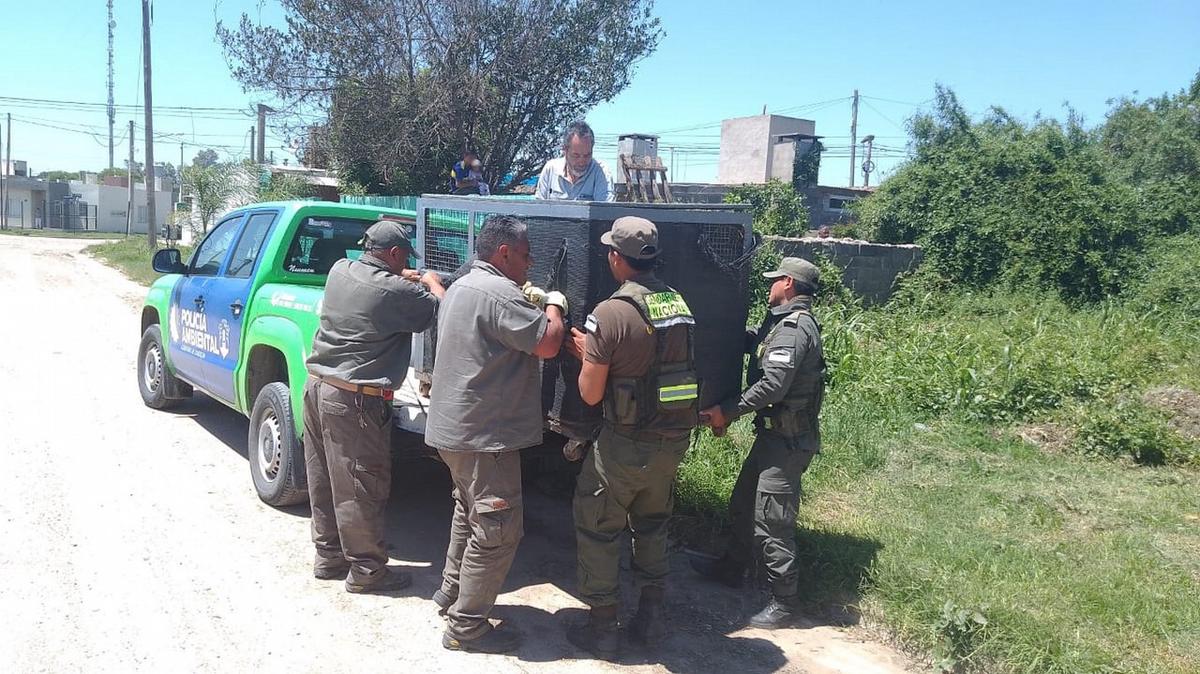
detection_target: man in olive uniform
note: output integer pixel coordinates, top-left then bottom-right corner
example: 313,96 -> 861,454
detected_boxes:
697,257 -> 825,629
425,215 -> 567,654
563,216 -> 699,659
304,220 -> 445,593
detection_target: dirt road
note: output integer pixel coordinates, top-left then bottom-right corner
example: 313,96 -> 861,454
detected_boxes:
0,235 -> 920,673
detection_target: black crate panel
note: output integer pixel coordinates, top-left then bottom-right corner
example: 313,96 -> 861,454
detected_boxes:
419,206 -> 750,441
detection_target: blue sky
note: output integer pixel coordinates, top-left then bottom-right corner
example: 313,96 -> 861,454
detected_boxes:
3,1 -> 1197,187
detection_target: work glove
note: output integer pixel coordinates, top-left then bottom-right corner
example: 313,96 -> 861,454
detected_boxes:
544,290 -> 568,313
521,282 -> 547,307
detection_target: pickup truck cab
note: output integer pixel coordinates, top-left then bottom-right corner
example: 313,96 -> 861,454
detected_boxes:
137,201 -> 423,506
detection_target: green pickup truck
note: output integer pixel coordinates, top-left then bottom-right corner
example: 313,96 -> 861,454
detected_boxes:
138,201 -> 428,507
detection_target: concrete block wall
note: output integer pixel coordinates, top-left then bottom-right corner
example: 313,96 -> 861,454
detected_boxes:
767,236 -> 923,305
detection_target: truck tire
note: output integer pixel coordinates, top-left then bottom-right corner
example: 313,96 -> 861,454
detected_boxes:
138,324 -> 191,409
248,382 -> 309,507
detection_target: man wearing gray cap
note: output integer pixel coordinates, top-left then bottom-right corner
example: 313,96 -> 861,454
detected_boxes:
563,216 -> 699,659
696,257 -> 826,629
304,219 -> 445,594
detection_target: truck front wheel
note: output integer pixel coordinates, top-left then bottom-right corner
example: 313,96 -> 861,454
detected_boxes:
248,382 -> 308,507
137,324 -> 191,409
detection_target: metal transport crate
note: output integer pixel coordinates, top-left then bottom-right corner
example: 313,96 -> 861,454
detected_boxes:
415,195 -> 756,440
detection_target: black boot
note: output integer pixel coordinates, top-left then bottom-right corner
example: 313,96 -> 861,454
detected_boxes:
689,555 -> 745,588
566,604 -> 620,660
626,586 -> 666,646
748,596 -> 799,629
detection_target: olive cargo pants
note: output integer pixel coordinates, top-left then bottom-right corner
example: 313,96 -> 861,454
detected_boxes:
725,428 -> 817,599
302,377 -> 394,585
573,424 -> 689,607
437,449 -> 524,640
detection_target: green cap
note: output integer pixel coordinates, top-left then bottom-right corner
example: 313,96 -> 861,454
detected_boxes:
361,220 -> 419,257
601,216 -> 660,259
763,257 -> 819,292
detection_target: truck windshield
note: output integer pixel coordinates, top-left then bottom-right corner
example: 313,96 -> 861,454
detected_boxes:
283,216 -> 411,275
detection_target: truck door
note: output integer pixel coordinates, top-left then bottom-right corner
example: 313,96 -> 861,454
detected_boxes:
167,213 -> 245,392
200,209 -> 280,405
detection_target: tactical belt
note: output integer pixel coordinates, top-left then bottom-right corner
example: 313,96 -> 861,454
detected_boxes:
318,376 -> 395,401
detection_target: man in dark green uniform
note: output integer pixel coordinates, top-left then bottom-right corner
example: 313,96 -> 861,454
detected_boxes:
563,216 -> 699,659
304,220 -> 444,593
696,257 -> 825,629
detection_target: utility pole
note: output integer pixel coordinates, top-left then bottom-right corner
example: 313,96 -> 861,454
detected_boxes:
256,104 -> 272,164
861,134 -> 876,187
127,120 -> 135,237
142,0 -> 157,248
107,0 -> 116,169
4,113 -> 11,230
0,115 -> 4,230
848,89 -> 859,187
250,126 -> 256,162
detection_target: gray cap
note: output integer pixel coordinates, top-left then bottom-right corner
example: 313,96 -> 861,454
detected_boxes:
763,257 -> 819,291
361,220 -> 419,257
600,216 -> 660,259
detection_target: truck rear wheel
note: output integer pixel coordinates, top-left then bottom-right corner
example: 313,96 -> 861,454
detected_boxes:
248,382 -> 308,507
138,324 -> 191,409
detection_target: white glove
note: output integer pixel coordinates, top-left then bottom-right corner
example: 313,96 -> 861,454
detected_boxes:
544,290 -> 568,313
521,282 -> 547,307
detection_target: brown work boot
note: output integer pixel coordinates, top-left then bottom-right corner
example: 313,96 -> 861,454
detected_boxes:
626,586 -> 666,646
566,604 -> 620,661
344,566 -> 413,594
442,623 -> 522,654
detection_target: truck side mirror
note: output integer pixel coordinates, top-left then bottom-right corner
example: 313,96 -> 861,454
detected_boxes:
152,248 -> 187,274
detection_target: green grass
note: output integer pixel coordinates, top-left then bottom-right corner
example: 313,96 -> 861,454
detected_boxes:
0,227 -> 118,239
86,237 -> 192,286
677,280 -> 1200,674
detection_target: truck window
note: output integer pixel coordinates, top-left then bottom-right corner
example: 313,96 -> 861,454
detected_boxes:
190,215 -> 243,276
226,212 -> 277,279
283,216 -> 412,275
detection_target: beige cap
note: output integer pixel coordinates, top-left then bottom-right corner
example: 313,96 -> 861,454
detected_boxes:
600,216 -> 660,259
763,257 -> 819,291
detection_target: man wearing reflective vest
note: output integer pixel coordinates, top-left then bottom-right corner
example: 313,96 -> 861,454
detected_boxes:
697,257 -> 826,629
564,216 -> 699,659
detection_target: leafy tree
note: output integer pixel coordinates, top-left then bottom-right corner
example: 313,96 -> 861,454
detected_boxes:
857,85 -> 1142,303
1099,71 -> 1200,236
98,164 -> 144,183
192,149 -> 220,168
36,170 -> 81,182
183,163 -> 241,232
217,0 -> 662,193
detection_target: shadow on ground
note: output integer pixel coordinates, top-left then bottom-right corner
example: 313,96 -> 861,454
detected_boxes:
177,394 -> 883,672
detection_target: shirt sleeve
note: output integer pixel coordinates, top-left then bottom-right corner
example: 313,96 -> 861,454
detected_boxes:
583,301 -> 619,365
491,295 -> 549,354
599,163 -> 615,202
534,162 -> 551,200
721,323 -> 802,419
379,278 -> 440,334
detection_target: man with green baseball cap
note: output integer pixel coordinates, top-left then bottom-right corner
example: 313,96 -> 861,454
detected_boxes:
695,256 -> 826,629
562,215 -> 700,659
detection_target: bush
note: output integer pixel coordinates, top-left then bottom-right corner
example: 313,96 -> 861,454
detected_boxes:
1071,400 -> 1197,466
724,180 -> 809,237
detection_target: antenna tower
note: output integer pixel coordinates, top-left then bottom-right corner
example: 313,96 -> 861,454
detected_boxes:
107,0 -> 116,169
